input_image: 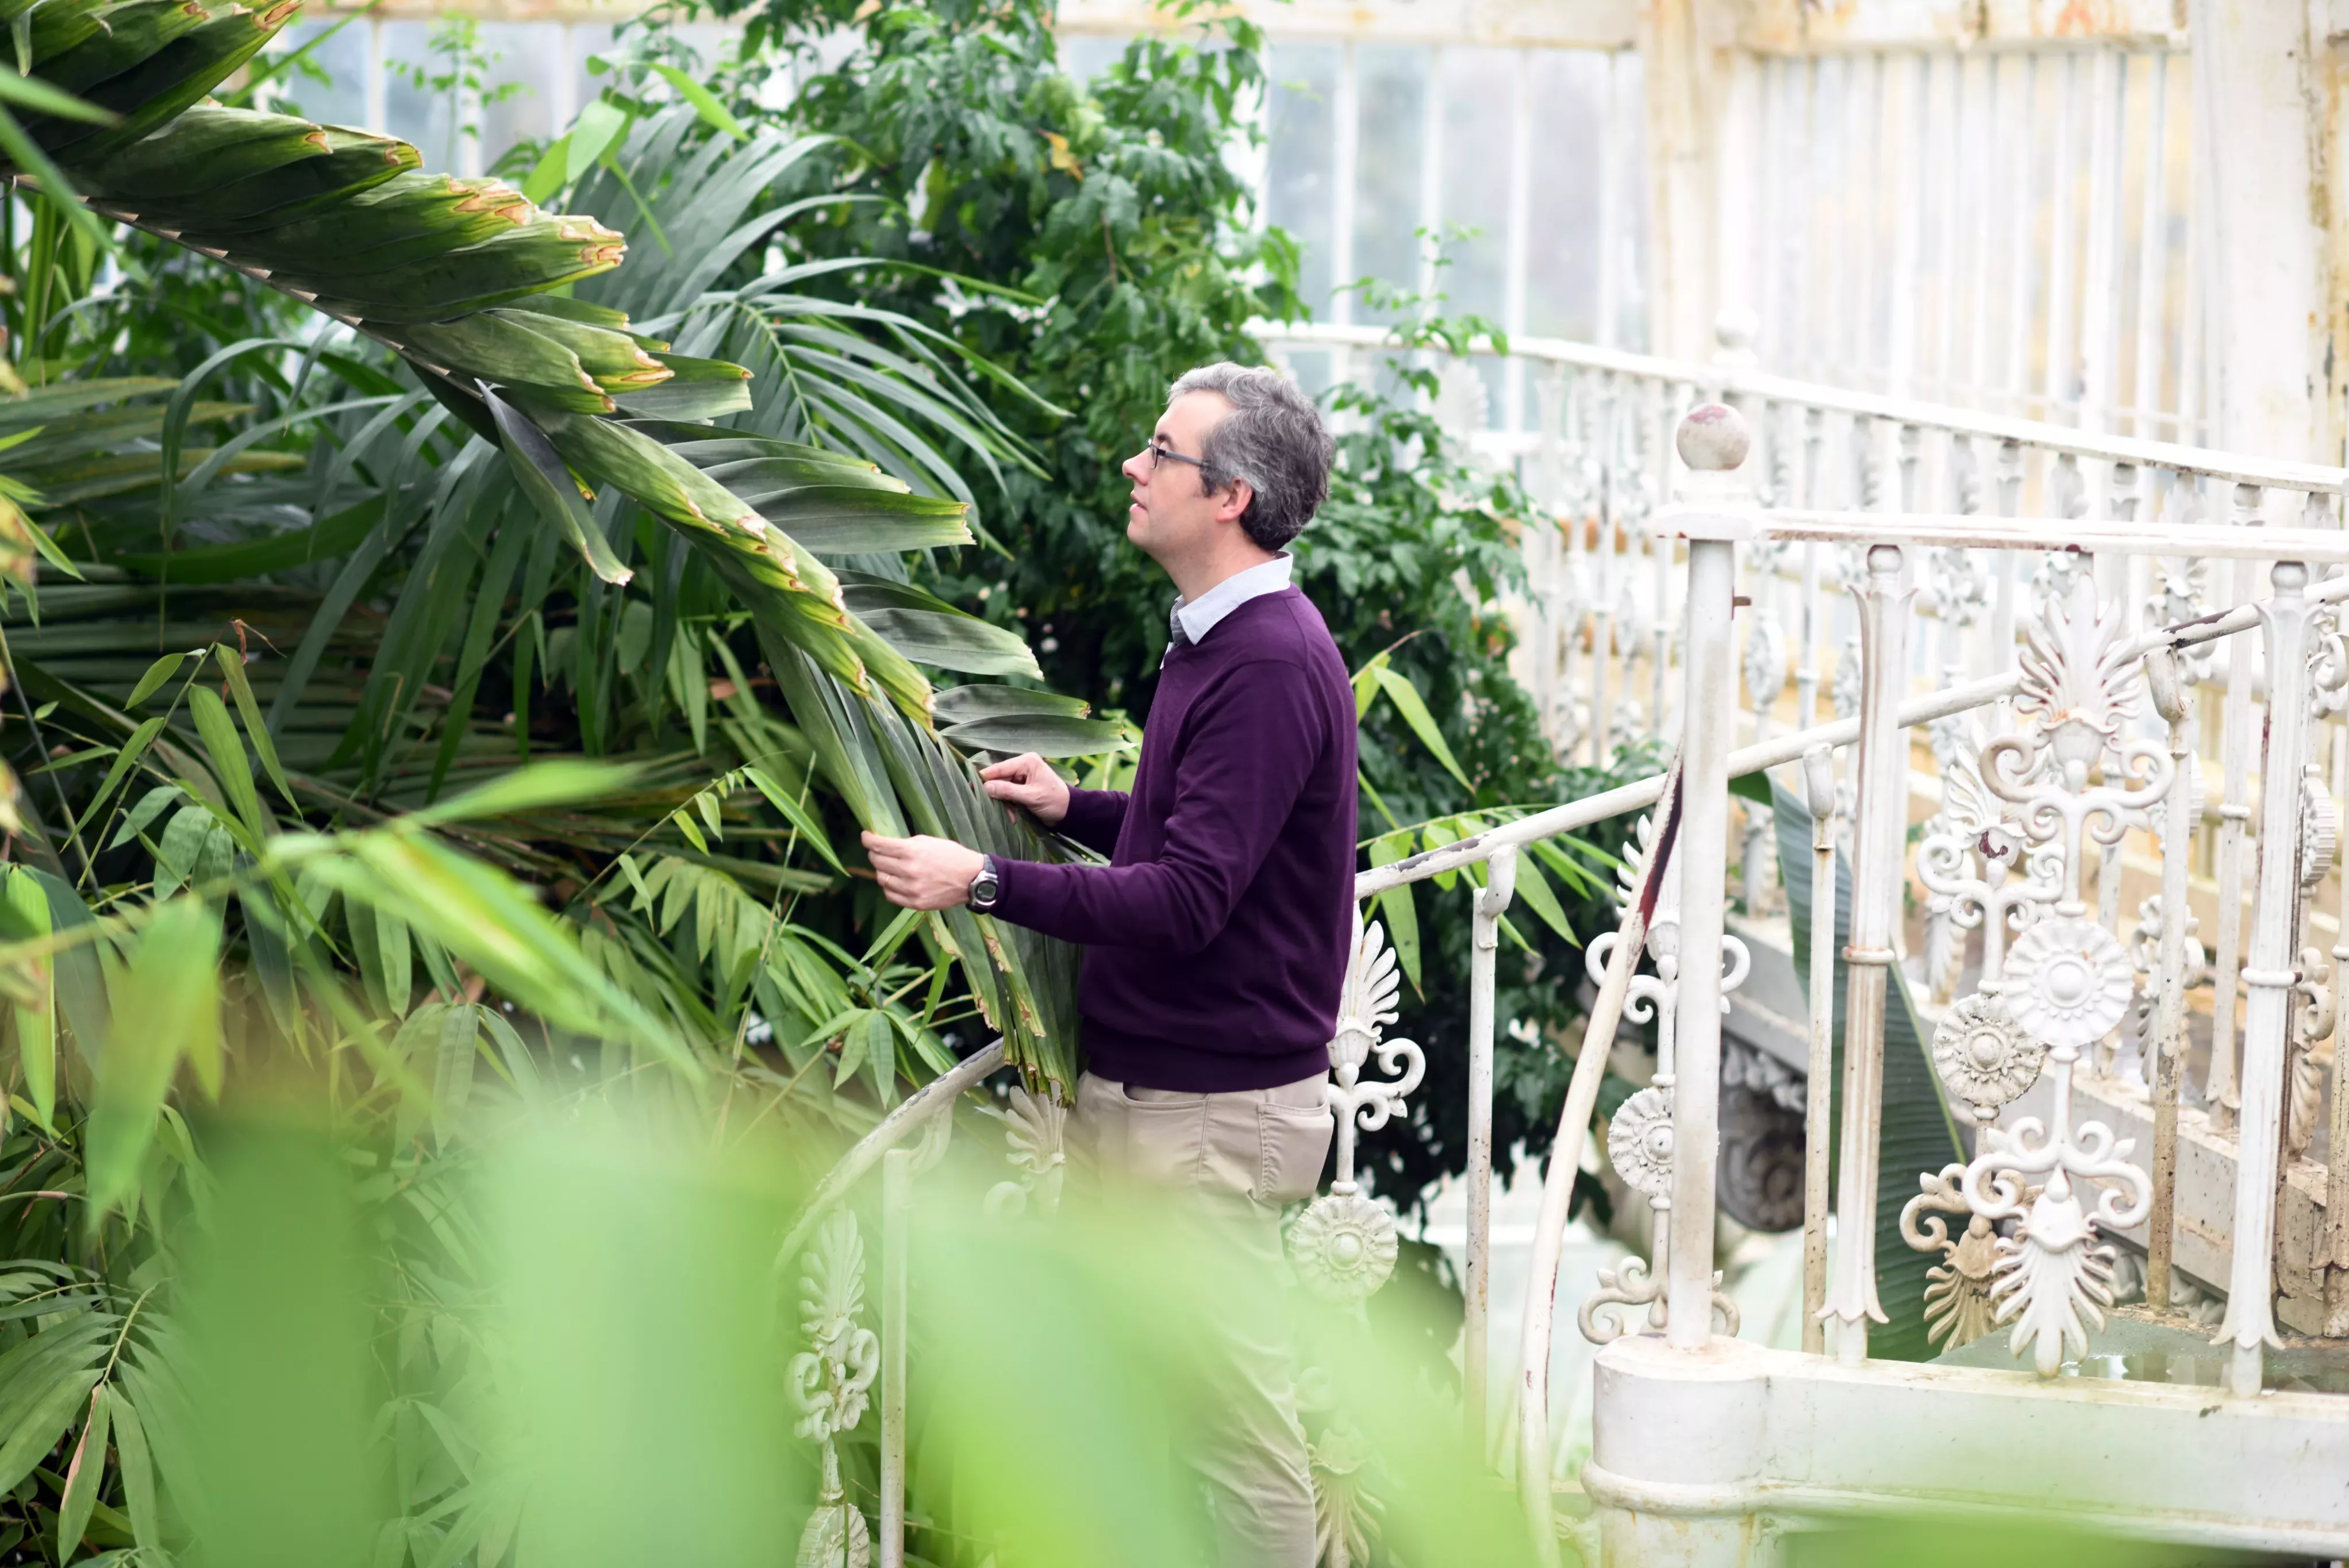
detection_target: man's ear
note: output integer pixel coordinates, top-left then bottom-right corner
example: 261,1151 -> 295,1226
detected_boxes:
1213,478 -> 1254,529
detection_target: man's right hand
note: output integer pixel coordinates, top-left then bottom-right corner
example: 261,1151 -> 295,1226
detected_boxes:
981,752 -> 1071,825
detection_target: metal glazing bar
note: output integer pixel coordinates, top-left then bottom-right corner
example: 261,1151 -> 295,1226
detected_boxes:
1886,51 -> 1924,397
2045,52 -> 2081,419
1852,53 -> 1882,385
2005,53 -> 2037,414
1463,846 -> 1517,1450
1930,53 -> 1959,402
1331,41 -> 1358,327
2218,559 -> 2317,1397
1503,49 -> 1531,436
2131,51 -> 2172,440
1821,543 -> 1910,1362
1596,49 -> 1627,349
2079,45 -> 2125,435
1417,45 -> 1444,316
1963,52 -> 1992,400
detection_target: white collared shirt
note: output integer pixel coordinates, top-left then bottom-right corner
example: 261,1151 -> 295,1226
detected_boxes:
1172,552 -> 1294,646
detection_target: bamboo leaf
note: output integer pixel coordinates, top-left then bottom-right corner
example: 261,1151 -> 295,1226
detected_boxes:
77,717 -> 167,837
0,869 -> 53,1130
109,1390 -> 156,1549
54,1381 -> 106,1562
566,96 -> 631,183
403,760 -> 640,828
742,765 -> 844,874
124,652 -> 183,708
648,63 -> 745,141
214,643 -> 293,809
185,684 -> 266,845
1508,852 -> 1576,946
1367,832 -> 1421,994
0,1364 -> 99,1500
1371,664 -> 1473,794
87,895 -> 218,1217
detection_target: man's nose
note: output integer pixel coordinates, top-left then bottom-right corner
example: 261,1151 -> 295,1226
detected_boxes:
1121,452 -> 1147,483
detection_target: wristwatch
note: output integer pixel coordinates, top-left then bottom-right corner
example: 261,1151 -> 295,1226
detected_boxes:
968,854 -> 1001,911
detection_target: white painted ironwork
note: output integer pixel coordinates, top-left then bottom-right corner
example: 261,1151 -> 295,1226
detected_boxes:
1292,906 -> 1421,1305
793,1212 -> 881,1568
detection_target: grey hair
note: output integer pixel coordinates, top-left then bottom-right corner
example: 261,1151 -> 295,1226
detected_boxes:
1167,362 -> 1336,551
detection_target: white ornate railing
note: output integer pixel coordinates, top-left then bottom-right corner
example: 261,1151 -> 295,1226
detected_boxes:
781,353 -> 2349,1565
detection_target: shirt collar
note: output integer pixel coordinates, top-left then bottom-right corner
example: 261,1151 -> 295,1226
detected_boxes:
1171,553 -> 1293,647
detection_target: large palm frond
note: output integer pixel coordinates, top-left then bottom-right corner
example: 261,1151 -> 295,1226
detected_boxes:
0,0 -> 1111,1092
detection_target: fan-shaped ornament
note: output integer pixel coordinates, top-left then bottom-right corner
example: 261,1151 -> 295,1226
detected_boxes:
2002,917 -> 2134,1050
2300,768 -> 2339,889
1607,1086 -> 1676,1200
1290,1191 -> 1400,1303
797,1502 -> 872,1568
1931,993 -> 2047,1120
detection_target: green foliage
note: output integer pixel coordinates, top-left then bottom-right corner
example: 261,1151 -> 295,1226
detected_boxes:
682,0 -> 1654,1213
0,5 -> 1672,1560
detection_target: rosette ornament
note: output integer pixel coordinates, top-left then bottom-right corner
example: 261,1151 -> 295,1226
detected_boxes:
1929,993 -> 2047,1125
1605,1086 -> 1676,1200
1291,1192 -> 1401,1303
2001,917 -> 2134,1054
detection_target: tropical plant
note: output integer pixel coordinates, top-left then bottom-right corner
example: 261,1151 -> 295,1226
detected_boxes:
0,2 -> 1173,1556
676,0 -> 1652,1218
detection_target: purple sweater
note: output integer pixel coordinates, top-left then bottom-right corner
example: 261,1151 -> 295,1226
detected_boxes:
990,587 -> 1358,1092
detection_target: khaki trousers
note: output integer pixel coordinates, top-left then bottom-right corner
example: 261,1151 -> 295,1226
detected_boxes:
1070,1069 -> 1336,1568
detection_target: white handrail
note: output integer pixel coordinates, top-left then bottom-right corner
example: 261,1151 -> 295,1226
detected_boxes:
1352,567 -> 2349,901
1252,319 -> 2349,496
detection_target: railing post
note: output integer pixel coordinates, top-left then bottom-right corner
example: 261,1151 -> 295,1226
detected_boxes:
2220,558 -> 2316,1396
1658,402 -> 1753,1349
879,1146 -> 911,1568
1464,845 -> 1516,1452
2208,482 -> 2267,1127
1800,743 -> 1837,1355
2145,648 -> 2195,1313
1822,541 -> 1913,1362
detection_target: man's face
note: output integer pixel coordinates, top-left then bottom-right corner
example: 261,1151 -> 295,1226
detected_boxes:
1120,390 -> 1236,563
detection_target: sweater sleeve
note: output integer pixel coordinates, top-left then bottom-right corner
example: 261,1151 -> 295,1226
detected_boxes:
989,659 -> 1326,954
1054,787 -> 1128,857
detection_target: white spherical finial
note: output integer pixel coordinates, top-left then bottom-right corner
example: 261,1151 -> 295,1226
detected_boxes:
1676,402 -> 1750,472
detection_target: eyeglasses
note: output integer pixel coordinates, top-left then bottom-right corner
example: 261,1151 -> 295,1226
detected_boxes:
1143,437 -> 1208,475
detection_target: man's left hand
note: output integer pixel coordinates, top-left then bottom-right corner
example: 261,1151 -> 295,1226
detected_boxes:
862,831 -> 985,910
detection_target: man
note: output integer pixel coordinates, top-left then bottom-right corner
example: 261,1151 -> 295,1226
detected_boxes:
861,362 -> 1356,1566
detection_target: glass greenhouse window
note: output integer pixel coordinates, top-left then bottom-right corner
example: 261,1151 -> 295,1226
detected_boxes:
1266,41 -> 1339,317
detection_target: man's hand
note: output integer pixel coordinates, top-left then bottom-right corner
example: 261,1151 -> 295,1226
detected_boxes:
862,832 -> 985,910
981,752 -> 1071,825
